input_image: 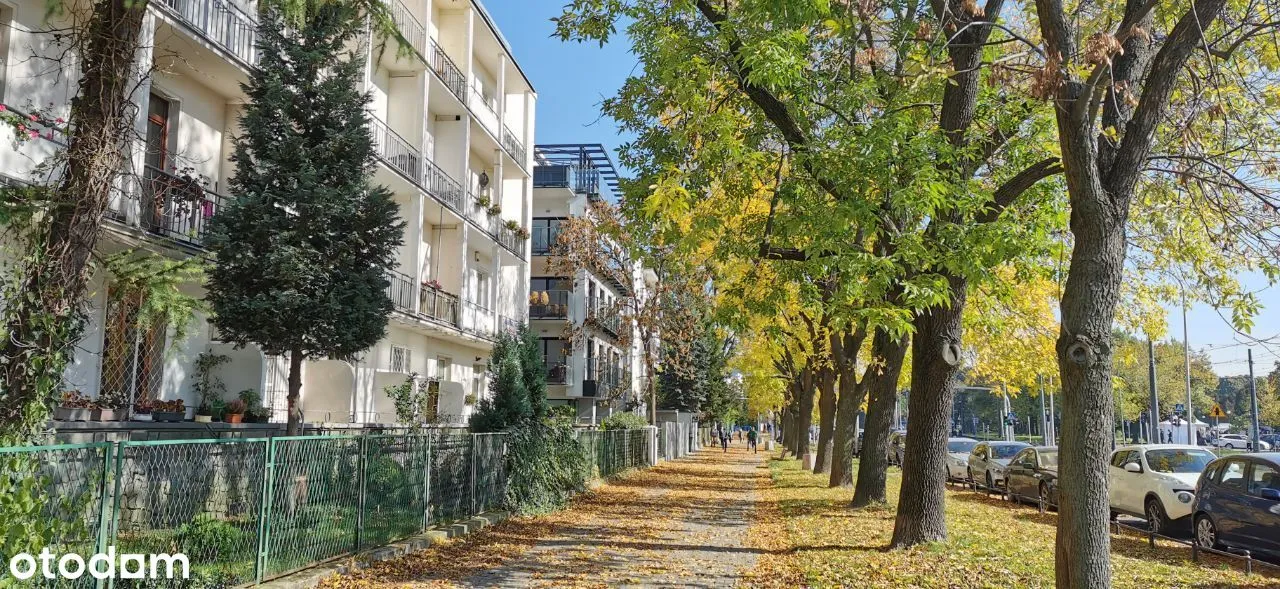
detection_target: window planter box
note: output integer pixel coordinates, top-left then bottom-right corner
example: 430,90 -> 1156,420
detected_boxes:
153,411 -> 184,422
54,407 -> 92,421
91,408 -> 121,421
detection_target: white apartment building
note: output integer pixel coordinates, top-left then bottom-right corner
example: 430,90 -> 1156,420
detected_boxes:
0,0 -> 535,425
529,144 -> 656,425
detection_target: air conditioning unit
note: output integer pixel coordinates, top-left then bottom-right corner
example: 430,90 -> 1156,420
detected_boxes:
581,379 -> 598,398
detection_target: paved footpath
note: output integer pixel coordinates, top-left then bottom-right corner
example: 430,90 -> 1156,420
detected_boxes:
324,444 -> 769,588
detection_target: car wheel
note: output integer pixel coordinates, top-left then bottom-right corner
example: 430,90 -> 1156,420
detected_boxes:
1146,498 -> 1171,536
1039,482 -> 1052,509
967,468 -> 974,486
1195,515 -> 1219,550
985,471 -> 994,492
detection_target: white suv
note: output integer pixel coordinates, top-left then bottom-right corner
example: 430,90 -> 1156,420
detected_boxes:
1108,445 -> 1217,535
1213,434 -> 1272,451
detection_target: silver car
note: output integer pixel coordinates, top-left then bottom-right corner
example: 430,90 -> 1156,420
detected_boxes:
945,437 -> 980,481
968,441 -> 1032,489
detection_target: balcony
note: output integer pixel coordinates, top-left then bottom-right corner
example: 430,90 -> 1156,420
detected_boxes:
385,270 -> 416,314
582,359 -> 623,397
469,86 -> 500,135
379,0 -> 426,72
136,165 -> 228,248
429,39 -> 467,103
529,289 -> 570,319
370,116 -> 421,182
421,285 -> 460,327
587,297 -> 622,337
546,362 -> 568,385
156,0 -> 258,67
462,299 -> 495,340
424,158 -> 465,212
500,314 -> 521,334
533,163 -> 600,197
502,123 -> 526,168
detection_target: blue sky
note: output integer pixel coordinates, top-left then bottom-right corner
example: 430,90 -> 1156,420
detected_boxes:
485,2 -> 1280,377
485,1 -> 636,163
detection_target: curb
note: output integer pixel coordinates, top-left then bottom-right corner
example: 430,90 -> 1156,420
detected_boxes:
255,511 -> 511,588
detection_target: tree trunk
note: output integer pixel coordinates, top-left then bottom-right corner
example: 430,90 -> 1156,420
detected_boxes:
852,329 -> 908,508
1053,180 -> 1126,588
813,365 -> 837,474
286,349 -> 304,435
795,366 -> 815,457
830,369 -> 866,487
892,275 -> 967,547
0,0 -> 148,444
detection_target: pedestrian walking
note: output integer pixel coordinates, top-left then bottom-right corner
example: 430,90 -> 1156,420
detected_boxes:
747,427 -> 758,453
720,428 -> 729,452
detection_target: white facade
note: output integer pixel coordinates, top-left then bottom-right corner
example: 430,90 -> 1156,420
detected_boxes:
0,0 -> 535,425
528,146 -> 655,425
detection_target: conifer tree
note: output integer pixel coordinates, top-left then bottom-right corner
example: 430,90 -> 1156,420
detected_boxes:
206,0 -> 403,435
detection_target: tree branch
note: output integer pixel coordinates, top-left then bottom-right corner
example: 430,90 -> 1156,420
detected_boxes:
978,157 -> 1063,223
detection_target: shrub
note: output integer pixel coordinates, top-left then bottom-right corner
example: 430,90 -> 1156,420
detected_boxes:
601,412 -> 648,430
502,419 -> 590,515
174,515 -> 247,562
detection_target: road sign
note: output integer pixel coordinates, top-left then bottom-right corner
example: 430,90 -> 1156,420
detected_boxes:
1175,403 -> 1185,414
1210,403 -> 1227,418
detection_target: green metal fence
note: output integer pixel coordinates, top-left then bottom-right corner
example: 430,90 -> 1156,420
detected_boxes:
0,427 -> 657,586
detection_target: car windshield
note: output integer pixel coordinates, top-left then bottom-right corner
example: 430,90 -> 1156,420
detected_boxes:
991,445 -> 1024,459
948,440 -> 978,453
1145,449 -> 1215,474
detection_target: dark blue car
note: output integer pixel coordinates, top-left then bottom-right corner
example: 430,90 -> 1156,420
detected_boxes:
1193,452 -> 1280,559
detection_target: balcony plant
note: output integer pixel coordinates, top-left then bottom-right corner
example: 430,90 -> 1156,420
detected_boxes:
224,399 -> 247,424
475,194 -> 490,208
504,219 -> 521,232
487,204 -> 501,216
91,391 -> 126,421
423,278 -> 442,291
132,398 -> 154,422
238,388 -> 266,423
54,390 -> 93,421
153,399 -> 185,422
515,226 -> 530,240
195,402 -> 213,423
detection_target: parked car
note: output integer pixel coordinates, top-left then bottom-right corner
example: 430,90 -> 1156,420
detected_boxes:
967,441 -> 1031,490
1006,446 -> 1059,507
1108,444 -> 1217,535
945,437 -> 980,481
1261,434 -> 1280,449
1193,452 -> 1280,560
1213,434 -> 1272,451
887,430 -> 907,466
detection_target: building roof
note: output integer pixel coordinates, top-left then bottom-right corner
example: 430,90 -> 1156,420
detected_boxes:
472,0 -> 536,94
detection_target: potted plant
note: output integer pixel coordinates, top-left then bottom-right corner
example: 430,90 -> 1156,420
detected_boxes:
423,278 -> 442,291
237,388 -> 265,423
91,390 -> 127,421
132,399 -> 154,422
464,393 -> 477,406
153,399 -> 185,422
475,194 -> 490,208
504,219 -> 521,232
195,403 -> 213,423
54,391 -> 93,421
224,399 -> 247,424
192,351 -> 229,422
515,226 -> 530,240
487,204 -> 501,216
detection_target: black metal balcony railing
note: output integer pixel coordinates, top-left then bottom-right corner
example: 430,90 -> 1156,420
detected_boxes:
533,163 -> 601,196
429,38 -> 467,102
421,285 -> 460,327
386,0 -> 425,56
531,226 -> 560,255
546,362 -> 568,385
159,0 -> 257,66
471,85 -> 499,120
529,289 -> 570,319
502,123 -> 526,166
370,116 -> 421,181
424,159 -> 464,212
497,222 -> 522,254
500,314 -> 521,333
385,270 -> 415,313
587,297 -> 622,336
138,165 -> 227,247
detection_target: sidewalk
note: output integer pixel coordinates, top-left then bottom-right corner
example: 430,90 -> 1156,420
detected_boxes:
321,444 -> 769,588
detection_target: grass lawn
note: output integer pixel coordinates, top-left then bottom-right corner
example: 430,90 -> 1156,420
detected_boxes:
749,457 -> 1278,588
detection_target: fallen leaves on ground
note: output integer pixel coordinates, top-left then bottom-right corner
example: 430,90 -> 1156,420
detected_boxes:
749,457 -> 1279,589
320,446 -> 767,588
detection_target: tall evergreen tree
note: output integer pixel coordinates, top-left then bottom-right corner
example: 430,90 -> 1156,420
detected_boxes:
470,327 -> 545,433
206,0 -> 403,435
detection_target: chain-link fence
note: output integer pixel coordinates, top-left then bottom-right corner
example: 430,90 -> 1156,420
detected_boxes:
1,427 -> 661,585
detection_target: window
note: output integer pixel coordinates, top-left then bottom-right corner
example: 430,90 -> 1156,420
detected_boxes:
1038,450 -> 1058,469
1145,449 -> 1215,474
991,444 -> 1024,459
1249,463 -> 1279,497
99,287 -> 166,406
532,218 -> 565,254
947,440 -> 978,454
390,345 -> 411,373
1219,459 -> 1248,492
1202,462 -> 1223,485
1119,451 -> 1143,471
1111,451 -> 1133,468
972,444 -> 986,458
1012,450 -> 1035,468
0,6 -> 13,101
436,356 -> 453,382
471,364 -> 486,399
145,94 -> 171,171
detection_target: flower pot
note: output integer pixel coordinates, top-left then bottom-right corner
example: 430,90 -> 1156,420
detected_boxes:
153,411 -> 183,423
194,414 -> 212,423
92,408 -> 119,421
133,413 -> 154,422
226,414 -> 243,424
54,407 -> 89,421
